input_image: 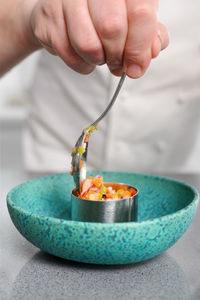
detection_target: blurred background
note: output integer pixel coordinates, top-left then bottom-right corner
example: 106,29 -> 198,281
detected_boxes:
0,53 -> 40,175
1,0 -> 200,184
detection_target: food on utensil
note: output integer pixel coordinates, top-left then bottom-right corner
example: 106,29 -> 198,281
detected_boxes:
76,175 -> 137,201
71,125 -> 98,156
70,125 -> 98,176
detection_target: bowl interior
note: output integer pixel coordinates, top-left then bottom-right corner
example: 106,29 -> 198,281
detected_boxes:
9,172 -> 196,222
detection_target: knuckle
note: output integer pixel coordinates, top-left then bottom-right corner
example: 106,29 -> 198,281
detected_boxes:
46,37 -> 85,71
41,1 -> 56,19
125,48 -> 141,61
40,1 -> 60,26
125,49 -> 151,67
78,41 -> 101,56
99,17 -> 122,39
107,57 -> 122,68
128,6 -> 153,21
75,39 -> 103,64
47,36 -> 95,73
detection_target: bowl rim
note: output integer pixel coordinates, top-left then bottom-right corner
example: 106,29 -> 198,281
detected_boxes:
6,172 -> 199,228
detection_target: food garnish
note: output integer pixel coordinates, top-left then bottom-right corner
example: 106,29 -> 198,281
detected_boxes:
77,175 -> 136,201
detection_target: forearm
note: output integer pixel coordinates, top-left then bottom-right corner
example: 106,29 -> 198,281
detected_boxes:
0,0 -> 40,76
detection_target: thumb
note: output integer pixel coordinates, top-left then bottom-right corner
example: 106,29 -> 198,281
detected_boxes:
151,22 -> 170,58
123,0 -> 158,78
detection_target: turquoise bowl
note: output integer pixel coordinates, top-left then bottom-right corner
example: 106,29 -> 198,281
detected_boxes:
7,172 -> 199,265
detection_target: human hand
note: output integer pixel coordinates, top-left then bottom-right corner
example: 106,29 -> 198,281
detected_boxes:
25,0 -> 169,78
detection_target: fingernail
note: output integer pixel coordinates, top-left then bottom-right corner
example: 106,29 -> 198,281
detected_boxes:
127,64 -> 142,78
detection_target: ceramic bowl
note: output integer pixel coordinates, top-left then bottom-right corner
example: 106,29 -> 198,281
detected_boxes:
7,172 -> 199,265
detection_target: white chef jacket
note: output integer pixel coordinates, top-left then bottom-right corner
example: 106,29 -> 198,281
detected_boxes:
23,0 -> 200,174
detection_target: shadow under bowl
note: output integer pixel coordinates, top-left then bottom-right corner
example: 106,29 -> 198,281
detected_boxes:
7,171 -> 199,265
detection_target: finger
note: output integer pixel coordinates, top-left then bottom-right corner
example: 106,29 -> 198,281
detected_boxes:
53,24 -> 95,75
37,39 -> 58,55
88,0 -> 128,74
63,0 -> 105,65
158,22 -> 170,50
48,9 -> 95,74
124,0 -> 158,78
32,0 -> 95,74
151,22 -> 170,58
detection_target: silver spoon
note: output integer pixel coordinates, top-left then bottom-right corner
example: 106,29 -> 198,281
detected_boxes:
71,73 -> 126,192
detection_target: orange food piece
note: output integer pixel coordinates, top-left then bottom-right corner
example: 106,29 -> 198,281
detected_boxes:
79,160 -> 83,170
84,136 -> 89,143
92,176 -> 103,188
123,191 -> 132,198
78,175 -> 136,201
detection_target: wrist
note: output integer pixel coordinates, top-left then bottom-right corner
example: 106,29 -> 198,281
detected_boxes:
0,0 -> 42,76
1,0 -> 41,53
19,0 -> 42,52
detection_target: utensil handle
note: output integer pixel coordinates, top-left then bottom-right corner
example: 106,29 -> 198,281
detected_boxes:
90,72 -> 126,128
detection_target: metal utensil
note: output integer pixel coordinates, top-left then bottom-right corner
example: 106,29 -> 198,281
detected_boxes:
71,182 -> 138,223
71,73 -> 126,192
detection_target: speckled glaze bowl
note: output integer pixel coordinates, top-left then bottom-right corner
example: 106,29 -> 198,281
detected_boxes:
7,172 -> 199,265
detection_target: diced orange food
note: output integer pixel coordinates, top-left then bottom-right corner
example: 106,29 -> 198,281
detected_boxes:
78,175 -> 136,201
79,160 -> 83,170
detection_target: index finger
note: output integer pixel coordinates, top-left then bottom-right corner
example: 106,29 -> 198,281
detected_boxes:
124,0 -> 158,78
88,0 -> 128,74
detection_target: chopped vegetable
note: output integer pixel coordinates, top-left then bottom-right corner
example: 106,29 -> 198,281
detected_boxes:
71,125 -> 98,177
79,160 -> 83,170
78,175 -> 136,201
72,147 -> 77,154
83,125 -> 98,142
78,146 -> 84,155
85,125 -> 98,134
